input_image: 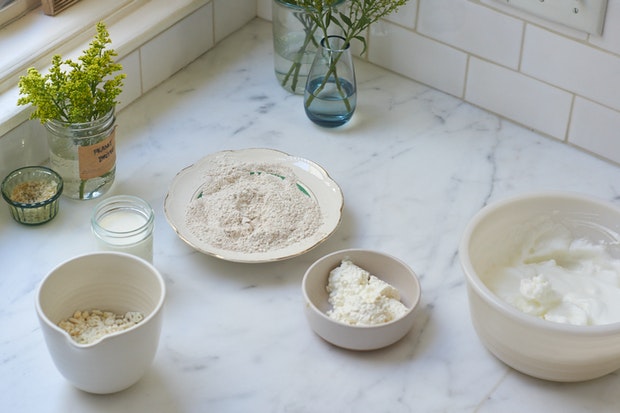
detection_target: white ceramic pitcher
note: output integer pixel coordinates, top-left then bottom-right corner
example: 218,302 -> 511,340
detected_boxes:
35,252 -> 166,394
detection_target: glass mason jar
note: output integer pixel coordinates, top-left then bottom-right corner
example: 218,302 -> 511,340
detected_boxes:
91,195 -> 155,263
272,0 -> 343,95
304,35 -> 357,128
44,108 -> 116,200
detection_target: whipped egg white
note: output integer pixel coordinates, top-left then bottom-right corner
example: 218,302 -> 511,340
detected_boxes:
486,222 -> 620,326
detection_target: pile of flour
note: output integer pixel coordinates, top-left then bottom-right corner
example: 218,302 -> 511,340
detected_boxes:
185,160 -> 322,253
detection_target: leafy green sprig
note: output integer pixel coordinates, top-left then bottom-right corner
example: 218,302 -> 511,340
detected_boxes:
17,22 -> 125,123
290,0 -> 408,54
289,0 -> 408,109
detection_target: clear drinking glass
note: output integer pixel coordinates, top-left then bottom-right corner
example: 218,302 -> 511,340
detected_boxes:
91,195 -> 155,262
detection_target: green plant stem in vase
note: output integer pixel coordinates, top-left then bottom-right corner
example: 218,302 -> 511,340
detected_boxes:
273,0 -> 322,94
282,13 -> 319,92
305,35 -> 356,127
288,0 -> 409,124
274,0 -> 345,95
17,22 -> 125,200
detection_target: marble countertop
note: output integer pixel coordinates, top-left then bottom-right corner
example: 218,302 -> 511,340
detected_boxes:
3,18 -> 620,412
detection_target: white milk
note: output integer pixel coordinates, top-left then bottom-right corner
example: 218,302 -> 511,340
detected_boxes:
92,196 -> 154,262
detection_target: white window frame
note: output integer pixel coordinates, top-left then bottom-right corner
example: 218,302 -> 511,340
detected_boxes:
0,0 -> 209,138
0,0 -> 143,95
0,0 -> 38,27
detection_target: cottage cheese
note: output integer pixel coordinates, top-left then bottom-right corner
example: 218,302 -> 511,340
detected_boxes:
326,259 -> 408,325
487,221 -> 620,326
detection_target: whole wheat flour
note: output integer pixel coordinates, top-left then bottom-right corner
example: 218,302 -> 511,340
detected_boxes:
185,160 -> 323,253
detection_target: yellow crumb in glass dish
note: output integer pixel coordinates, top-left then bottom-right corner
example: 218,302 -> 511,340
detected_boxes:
11,180 -> 57,204
1,166 -> 63,225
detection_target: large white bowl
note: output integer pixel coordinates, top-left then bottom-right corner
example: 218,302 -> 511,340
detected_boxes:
302,249 -> 421,351
35,252 -> 166,394
460,192 -> 620,382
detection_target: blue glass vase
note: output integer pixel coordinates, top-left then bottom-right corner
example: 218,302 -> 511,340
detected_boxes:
304,35 -> 357,128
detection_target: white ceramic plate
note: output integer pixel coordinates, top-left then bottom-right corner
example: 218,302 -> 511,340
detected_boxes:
164,148 -> 344,263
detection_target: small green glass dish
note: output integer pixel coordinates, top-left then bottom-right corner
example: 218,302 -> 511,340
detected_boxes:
1,166 -> 63,225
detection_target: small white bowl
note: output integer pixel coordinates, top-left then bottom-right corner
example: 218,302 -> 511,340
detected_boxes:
302,249 -> 421,351
35,252 -> 166,394
460,192 -> 620,382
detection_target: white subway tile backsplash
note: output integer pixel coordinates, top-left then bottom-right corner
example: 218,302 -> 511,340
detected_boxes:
104,0 -> 620,167
522,24 -> 620,112
479,0 -> 589,40
418,0 -> 523,69
368,22 -> 467,97
466,57 -> 572,140
141,4 -> 215,93
256,0 -> 271,20
5,0 -> 620,166
383,1 -> 417,29
117,50 -> 141,111
366,0 -> 620,164
214,0 -> 257,43
0,121 -> 47,179
569,97 -> 620,164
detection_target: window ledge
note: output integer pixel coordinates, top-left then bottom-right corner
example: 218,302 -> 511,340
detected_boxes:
0,0 -> 210,137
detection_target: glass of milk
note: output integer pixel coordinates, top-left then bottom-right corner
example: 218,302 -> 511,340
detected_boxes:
91,195 -> 155,262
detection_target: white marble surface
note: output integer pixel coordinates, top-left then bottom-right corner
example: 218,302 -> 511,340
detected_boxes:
2,18 -> 620,412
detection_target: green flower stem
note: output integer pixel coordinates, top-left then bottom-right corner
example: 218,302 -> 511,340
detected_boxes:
282,14 -> 320,91
289,0 -> 409,110
79,179 -> 86,200
79,170 -> 113,199
281,12 -> 320,92
303,41 -> 352,112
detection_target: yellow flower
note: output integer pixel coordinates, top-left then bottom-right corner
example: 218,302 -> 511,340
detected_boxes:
17,22 -> 125,123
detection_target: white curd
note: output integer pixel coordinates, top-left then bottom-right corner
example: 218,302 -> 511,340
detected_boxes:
326,259 -> 408,325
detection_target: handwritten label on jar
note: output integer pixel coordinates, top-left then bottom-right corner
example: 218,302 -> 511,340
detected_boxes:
78,127 -> 116,180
